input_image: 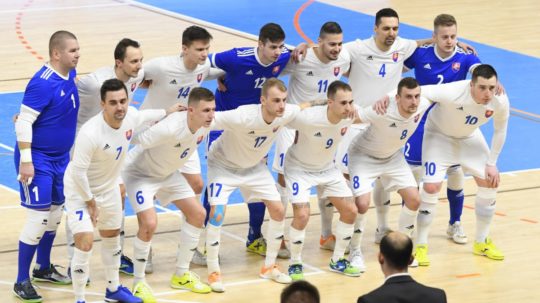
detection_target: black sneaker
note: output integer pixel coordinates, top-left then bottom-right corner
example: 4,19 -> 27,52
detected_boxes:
32,264 -> 71,285
13,279 -> 42,302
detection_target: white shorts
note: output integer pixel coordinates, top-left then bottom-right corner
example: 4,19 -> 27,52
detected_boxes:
271,128 -> 295,174
422,129 -> 489,183
179,151 -> 201,175
348,150 -> 417,196
123,170 -> 195,213
65,186 -> 122,234
207,159 -> 281,206
335,125 -> 364,174
285,165 -> 352,203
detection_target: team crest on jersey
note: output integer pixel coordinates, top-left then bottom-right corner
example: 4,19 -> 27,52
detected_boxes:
485,110 -> 494,118
131,83 -> 136,92
125,129 -> 133,140
392,52 -> 399,62
196,136 -> 204,144
340,127 -> 348,136
334,67 -> 340,76
273,126 -> 280,133
414,114 -> 420,122
452,62 -> 461,72
197,73 -> 203,83
272,66 -> 280,75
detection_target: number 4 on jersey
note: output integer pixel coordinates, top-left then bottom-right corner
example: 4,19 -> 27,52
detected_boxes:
378,64 -> 386,77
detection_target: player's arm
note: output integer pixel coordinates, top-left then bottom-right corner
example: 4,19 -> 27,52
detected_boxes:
15,105 -> 39,184
132,115 -> 173,149
415,38 -> 477,55
70,132 -> 99,225
206,67 -> 226,81
485,100 -> 510,187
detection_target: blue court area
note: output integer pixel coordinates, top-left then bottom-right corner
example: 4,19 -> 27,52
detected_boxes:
1,0 -> 539,215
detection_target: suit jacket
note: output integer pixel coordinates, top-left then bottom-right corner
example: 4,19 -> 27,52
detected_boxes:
357,275 -> 447,303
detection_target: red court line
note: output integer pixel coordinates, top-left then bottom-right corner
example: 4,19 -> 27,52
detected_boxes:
463,204 -> 506,216
456,273 -> 481,279
14,0 -> 44,61
293,0 -> 315,45
520,218 -> 538,224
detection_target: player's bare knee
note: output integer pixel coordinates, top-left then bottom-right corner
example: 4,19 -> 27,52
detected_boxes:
423,182 -> 442,194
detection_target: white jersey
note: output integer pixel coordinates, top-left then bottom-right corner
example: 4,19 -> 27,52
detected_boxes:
283,47 -> 351,104
76,66 -> 144,131
423,80 -> 509,165
350,96 -> 431,158
141,55 -> 211,109
345,37 -> 417,106
125,111 -> 210,178
65,107 -> 165,199
286,105 -> 355,171
209,104 -> 301,169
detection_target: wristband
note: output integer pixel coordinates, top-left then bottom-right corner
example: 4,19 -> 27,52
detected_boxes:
20,148 -> 32,163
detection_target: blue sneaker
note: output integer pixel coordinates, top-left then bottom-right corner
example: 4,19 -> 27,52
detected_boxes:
329,258 -> 361,277
105,285 -> 142,303
119,255 -> 134,275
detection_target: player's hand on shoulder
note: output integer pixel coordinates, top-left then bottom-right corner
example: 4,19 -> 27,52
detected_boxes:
373,95 -> 390,115
13,113 -> 19,123
292,42 -> 309,63
495,82 -> 506,96
166,103 -> 187,115
457,41 -> 477,55
217,75 -> 227,92
17,162 -> 34,185
485,165 -> 500,188
139,79 -> 152,89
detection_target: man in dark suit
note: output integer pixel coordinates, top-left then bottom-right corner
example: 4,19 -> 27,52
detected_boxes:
357,232 -> 447,303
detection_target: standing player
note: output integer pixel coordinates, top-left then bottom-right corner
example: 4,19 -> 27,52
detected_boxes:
403,14 -> 481,245
272,21 -> 351,252
139,25 -> 216,270
284,81 -> 360,281
13,30 -> 79,302
347,77 -> 437,271
205,79 -> 299,292
121,88 -> 217,300
206,23 -> 291,258
414,65 -> 509,266
66,38 -> 144,277
65,79 -> 170,303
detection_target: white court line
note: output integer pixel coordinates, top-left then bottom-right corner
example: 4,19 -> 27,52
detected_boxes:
0,143 -> 14,152
0,3 -> 128,14
0,90 -> 23,94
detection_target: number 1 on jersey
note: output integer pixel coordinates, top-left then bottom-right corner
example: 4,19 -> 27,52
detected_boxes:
317,80 -> 328,93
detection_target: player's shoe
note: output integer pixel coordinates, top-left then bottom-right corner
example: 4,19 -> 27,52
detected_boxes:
119,254 -> 134,275
32,264 -> 71,285
374,227 -> 393,244
145,247 -> 154,274
473,237 -> 504,260
447,221 -> 468,244
208,272 -> 225,293
105,285 -> 142,303
287,263 -> 304,281
329,258 -> 361,277
67,266 -> 90,285
347,249 -> 366,272
278,240 -> 291,259
191,249 -> 207,266
132,281 -> 156,303
246,237 -> 267,256
259,265 -> 292,284
415,244 -> 430,266
13,279 -> 42,303
409,257 -> 419,268
320,235 -> 336,251
170,271 -> 211,294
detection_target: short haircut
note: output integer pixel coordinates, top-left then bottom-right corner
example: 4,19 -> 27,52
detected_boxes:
188,87 -> 215,106
319,21 -> 343,38
182,25 -> 213,47
380,232 -> 413,270
259,23 -> 286,44
375,8 -> 399,26
327,80 -> 352,100
434,14 -> 457,29
280,281 -> 320,303
114,38 -> 140,62
397,77 -> 420,95
261,78 -> 287,97
49,30 -> 77,56
472,64 -> 498,82
100,78 -> 127,101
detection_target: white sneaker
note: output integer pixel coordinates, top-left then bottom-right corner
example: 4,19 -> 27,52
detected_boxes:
409,257 -> 419,268
145,247 -> 154,274
446,221 -> 468,244
347,249 -> 366,272
191,249 -> 207,266
259,265 -> 292,284
374,227 -> 392,244
208,272 -> 225,293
